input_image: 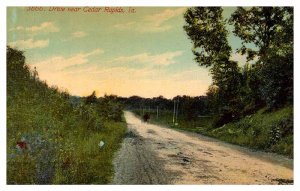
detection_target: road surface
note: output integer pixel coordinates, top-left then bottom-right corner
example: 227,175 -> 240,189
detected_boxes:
112,111 -> 293,184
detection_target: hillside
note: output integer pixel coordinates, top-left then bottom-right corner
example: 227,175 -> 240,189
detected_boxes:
7,47 -> 126,184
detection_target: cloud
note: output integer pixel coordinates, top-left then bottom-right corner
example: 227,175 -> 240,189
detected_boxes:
114,22 -> 136,30
10,22 -> 59,34
71,31 -> 87,38
63,31 -> 88,41
108,51 -> 183,67
114,8 -> 186,33
8,22 -> 59,49
59,50 -> 184,84
32,48 -> 104,71
9,38 -> 49,49
144,8 -> 186,27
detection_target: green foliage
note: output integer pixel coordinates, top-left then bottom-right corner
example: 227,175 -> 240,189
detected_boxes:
229,7 -> 293,61
209,106 -> 293,157
7,47 -> 126,184
126,95 -> 210,122
52,121 -> 126,184
85,91 -> 97,105
7,46 -> 30,81
132,109 -> 212,134
184,7 -> 294,127
97,95 -> 124,121
123,95 -> 174,111
173,95 -> 209,120
260,53 -> 293,109
184,7 -> 247,126
184,7 -> 231,67
230,7 -> 293,109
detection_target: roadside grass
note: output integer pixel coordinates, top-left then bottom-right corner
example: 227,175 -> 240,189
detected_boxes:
209,106 -> 293,158
132,109 -> 214,152
7,47 -> 126,184
52,120 -> 126,184
133,109 -> 212,133
132,106 -> 293,158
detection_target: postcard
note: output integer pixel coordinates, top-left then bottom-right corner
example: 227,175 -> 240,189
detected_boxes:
6,6 -> 293,185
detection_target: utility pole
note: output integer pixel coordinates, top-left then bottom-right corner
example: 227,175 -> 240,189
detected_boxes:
175,100 -> 179,125
173,99 -> 176,125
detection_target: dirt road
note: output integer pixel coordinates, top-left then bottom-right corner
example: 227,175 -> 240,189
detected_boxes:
113,111 -> 293,184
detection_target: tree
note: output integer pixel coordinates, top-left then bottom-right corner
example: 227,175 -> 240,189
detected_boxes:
184,7 -> 244,126
229,7 -> 293,61
7,46 -> 30,81
184,7 -> 231,67
184,7 -> 293,125
230,7 -> 293,108
85,91 -> 97,104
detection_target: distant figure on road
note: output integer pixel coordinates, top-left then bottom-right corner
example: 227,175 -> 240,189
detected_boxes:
143,113 -> 150,122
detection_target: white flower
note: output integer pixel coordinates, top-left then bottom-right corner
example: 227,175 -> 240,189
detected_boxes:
98,141 -> 105,149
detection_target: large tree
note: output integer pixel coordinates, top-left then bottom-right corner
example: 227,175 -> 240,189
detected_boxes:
229,7 -> 293,62
184,7 -> 244,125
184,7 -> 293,126
230,7 -> 293,108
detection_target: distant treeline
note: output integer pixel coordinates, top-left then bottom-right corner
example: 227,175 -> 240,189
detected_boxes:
74,94 -> 210,121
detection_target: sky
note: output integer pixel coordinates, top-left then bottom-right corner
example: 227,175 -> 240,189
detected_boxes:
7,7 -> 246,98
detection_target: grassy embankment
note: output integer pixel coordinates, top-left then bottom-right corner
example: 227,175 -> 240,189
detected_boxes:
132,106 -> 293,158
7,47 -> 126,184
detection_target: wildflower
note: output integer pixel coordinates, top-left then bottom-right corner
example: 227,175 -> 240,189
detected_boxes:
98,140 -> 105,149
16,137 -> 31,152
16,141 -> 27,150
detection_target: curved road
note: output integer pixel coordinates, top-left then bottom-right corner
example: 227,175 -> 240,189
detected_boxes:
113,111 -> 293,184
